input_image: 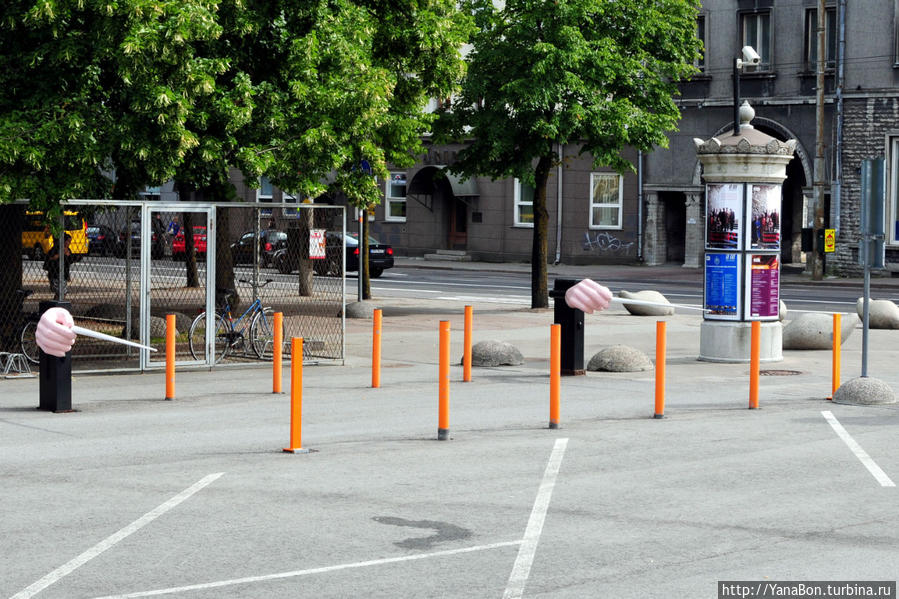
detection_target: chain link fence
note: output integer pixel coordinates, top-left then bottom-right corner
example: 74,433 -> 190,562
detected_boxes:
0,200 -> 346,374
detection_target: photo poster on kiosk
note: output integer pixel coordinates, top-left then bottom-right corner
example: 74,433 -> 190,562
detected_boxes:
704,252 -> 742,320
706,183 -> 744,250
745,254 -> 780,320
747,184 -> 782,251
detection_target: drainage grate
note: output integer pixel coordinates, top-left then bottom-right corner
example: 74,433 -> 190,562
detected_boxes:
759,369 -> 802,376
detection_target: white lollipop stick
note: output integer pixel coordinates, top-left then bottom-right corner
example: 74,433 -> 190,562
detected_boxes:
610,296 -> 709,312
71,325 -> 158,352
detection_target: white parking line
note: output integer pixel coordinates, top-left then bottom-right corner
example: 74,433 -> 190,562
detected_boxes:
503,438 -> 569,599
10,473 -> 224,599
88,541 -> 521,598
822,411 -> 896,487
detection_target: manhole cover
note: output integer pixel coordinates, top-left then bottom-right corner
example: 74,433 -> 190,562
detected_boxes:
759,369 -> 802,376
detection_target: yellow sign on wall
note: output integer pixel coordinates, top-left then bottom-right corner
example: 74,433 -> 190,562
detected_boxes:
824,228 -> 836,253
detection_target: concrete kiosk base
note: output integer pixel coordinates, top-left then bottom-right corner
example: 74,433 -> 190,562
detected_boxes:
699,321 -> 783,363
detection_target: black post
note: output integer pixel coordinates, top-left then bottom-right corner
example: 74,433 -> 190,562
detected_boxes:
733,57 -> 741,135
38,300 -> 73,412
549,279 -> 585,376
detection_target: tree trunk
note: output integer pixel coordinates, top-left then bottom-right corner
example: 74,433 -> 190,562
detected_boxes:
297,206 -> 314,296
175,182 -> 200,288
530,155 -> 552,309
0,204 -> 24,351
362,210 -> 371,300
212,192 -> 237,310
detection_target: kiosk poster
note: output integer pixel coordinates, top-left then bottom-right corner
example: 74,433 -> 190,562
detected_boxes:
706,183 -> 743,250
705,252 -> 741,320
746,254 -> 780,319
748,184 -> 781,250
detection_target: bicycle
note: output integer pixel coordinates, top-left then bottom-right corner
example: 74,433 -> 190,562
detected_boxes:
0,289 -> 41,364
188,279 -> 279,364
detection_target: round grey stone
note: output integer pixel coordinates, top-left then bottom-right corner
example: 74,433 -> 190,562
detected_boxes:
619,289 -> 675,316
587,345 -> 653,372
855,298 -> 899,329
346,301 -> 379,319
778,300 -> 788,322
833,376 -> 897,405
783,312 -> 858,350
124,315 -> 169,340
468,340 -> 523,367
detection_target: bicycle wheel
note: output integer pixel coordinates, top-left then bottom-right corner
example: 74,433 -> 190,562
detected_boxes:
20,319 -> 39,364
250,307 -> 278,359
188,312 -> 230,364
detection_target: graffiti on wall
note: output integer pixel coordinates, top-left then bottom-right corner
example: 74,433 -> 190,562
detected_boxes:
582,231 -> 634,254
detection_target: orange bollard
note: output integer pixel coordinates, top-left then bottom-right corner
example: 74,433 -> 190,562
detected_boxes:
463,305 -> 473,382
749,321 -> 760,409
164,314 -> 175,401
273,312 -> 283,394
829,313 -> 841,400
372,309 -> 382,388
438,321 -> 450,440
549,324 -> 561,429
654,320 -> 666,418
283,337 -> 307,453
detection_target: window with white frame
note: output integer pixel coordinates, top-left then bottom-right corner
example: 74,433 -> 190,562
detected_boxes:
257,176 -> 273,202
385,172 -> 407,221
804,7 -> 836,72
889,137 -> 899,244
589,173 -> 623,229
139,185 -> 161,202
740,11 -> 772,72
514,178 -> 534,227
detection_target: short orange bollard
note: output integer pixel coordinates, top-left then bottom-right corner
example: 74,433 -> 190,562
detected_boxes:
372,309 -> 382,388
273,312 -> 283,394
438,321 -> 450,440
165,314 -> 175,401
749,321 -> 760,409
549,324 -> 561,429
283,337 -> 308,453
463,305 -> 473,382
829,313 -> 841,400
654,320 -> 666,418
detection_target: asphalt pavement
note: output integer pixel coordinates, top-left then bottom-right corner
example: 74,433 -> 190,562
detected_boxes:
2,259 -> 898,599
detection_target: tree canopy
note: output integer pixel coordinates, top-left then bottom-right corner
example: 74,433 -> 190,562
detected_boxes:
435,0 -> 701,307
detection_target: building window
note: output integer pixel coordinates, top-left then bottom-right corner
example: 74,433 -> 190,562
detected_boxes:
514,178 -> 534,227
740,11 -> 771,72
385,172 -> 407,222
889,137 -> 899,244
257,176 -> 273,202
696,15 -> 706,72
805,7 -> 836,72
589,173 -> 623,229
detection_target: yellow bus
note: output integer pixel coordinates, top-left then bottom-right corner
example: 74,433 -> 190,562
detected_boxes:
22,210 -> 89,261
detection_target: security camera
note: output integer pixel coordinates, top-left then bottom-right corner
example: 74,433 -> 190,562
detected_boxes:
741,46 -> 761,66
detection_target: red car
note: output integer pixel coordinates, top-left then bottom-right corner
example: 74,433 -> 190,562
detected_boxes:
172,226 -> 207,259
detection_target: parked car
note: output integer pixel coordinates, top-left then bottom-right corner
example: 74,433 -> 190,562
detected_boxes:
172,225 -> 208,260
273,231 -> 394,278
22,210 -> 89,261
86,224 -> 122,256
117,221 -> 165,259
230,229 -> 288,267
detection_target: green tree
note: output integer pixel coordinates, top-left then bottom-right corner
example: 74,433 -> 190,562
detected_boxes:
436,0 -> 701,308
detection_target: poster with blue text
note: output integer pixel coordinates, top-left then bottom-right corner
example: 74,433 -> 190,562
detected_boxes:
705,252 -> 741,320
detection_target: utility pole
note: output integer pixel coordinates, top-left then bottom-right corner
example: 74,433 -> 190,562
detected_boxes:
812,0 -> 827,280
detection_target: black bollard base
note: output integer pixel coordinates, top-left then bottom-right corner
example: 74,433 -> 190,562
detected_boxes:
38,301 -> 73,413
437,428 -> 450,441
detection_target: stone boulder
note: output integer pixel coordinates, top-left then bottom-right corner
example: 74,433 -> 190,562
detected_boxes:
124,315 -> 169,340
783,312 -> 858,350
587,345 -> 653,372
467,340 -> 524,367
779,300 -> 788,322
346,301 -> 379,319
855,298 -> 899,329
618,290 -> 675,316
833,376 -> 897,405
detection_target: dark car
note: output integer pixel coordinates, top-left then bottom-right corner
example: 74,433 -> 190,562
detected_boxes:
231,229 -> 288,267
86,224 -> 121,256
117,221 -> 165,259
273,231 -> 394,278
